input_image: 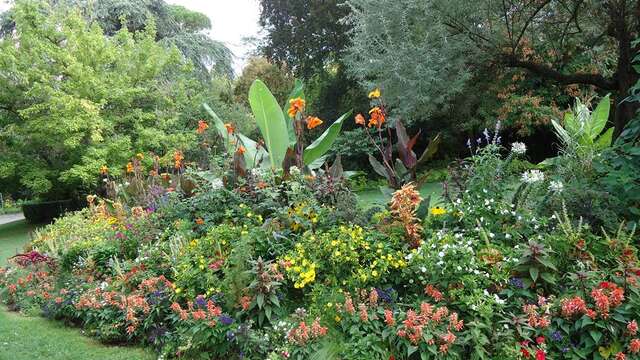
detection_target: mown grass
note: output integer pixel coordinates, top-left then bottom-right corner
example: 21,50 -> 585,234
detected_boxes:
0,220 -> 155,360
356,181 -> 443,208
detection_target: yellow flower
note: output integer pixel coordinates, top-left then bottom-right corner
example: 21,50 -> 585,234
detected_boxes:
430,207 -> 447,216
99,165 -> 109,175
288,97 -> 306,118
136,152 -> 144,160
368,88 -> 381,99
126,162 -> 134,173
334,315 -> 341,322
175,288 -> 182,294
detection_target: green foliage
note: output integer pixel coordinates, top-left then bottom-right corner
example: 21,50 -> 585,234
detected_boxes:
0,1 -> 211,199
234,57 -> 295,107
249,80 -> 291,169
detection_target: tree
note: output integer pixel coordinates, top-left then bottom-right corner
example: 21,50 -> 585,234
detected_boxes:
233,57 -> 294,106
258,0 -> 350,79
0,1 -> 205,199
346,0 -> 640,136
0,0 -> 233,78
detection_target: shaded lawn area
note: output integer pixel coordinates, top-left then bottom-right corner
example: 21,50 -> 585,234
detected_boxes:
0,220 -> 35,264
356,181 -> 444,208
0,220 -> 155,360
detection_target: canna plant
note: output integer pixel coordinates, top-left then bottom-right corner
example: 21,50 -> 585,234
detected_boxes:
356,88 -> 441,190
203,79 -> 351,173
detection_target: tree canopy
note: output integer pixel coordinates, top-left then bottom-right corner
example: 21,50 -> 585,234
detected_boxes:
0,1 -> 207,199
345,0 -> 640,135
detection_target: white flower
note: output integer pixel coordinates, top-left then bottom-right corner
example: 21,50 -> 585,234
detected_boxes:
211,178 -> 223,190
549,180 -> 564,193
521,169 -> 545,184
438,251 -> 445,258
420,266 -> 427,273
289,166 -> 301,176
511,142 -> 527,155
494,294 -> 505,305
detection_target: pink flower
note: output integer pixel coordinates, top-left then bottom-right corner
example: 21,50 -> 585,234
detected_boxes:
628,320 -> 638,336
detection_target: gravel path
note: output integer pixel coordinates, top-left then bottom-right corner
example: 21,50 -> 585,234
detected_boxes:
0,213 -> 25,226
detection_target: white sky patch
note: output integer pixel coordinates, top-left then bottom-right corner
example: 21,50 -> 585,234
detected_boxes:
167,0 -> 261,74
0,0 -> 261,74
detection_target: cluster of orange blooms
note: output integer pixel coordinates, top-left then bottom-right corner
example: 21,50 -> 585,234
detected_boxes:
170,295 -> 223,328
287,317 -> 328,346
288,97 -> 323,130
390,183 -> 424,248
173,150 -> 184,169
354,88 -> 386,128
196,120 -> 209,134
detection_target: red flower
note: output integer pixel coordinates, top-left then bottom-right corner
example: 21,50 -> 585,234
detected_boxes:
536,336 -> 545,345
628,320 -> 638,336
535,349 -> 546,360
629,338 -> 640,353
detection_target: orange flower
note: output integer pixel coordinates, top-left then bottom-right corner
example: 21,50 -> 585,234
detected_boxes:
224,123 -> 235,134
237,146 -> 246,155
368,107 -> 386,128
355,113 -> 365,126
173,150 -> 184,169
288,97 -> 306,118
195,218 -> 204,225
99,165 -> 108,175
306,116 -> 323,130
197,120 -> 209,134
126,162 -> 134,173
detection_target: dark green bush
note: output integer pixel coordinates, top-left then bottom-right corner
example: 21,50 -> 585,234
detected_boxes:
22,200 -> 74,224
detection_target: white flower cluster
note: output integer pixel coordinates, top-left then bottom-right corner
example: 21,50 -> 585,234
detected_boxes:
521,169 -> 545,184
548,180 -> 564,193
211,178 -> 223,190
511,142 -> 527,155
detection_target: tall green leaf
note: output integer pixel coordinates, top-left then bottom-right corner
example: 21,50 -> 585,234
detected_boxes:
203,103 -> 268,168
249,80 -> 289,169
590,94 -> 610,139
303,110 -> 351,165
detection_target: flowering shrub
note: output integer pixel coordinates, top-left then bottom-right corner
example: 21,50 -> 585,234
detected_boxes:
1,95 -> 639,360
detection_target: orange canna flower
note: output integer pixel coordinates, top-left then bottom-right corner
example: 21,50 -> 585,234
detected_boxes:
237,146 -> 246,155
306,116 -> 323,130
224,123 -> 235,134
368,107 -> 386,128
99,165 -> 109,175
288,97 -> 306,118
197,120 -> 209,134
174,150 -> 184,169
126,162 -> 134,173
195,218 -> 205,225
355,113 -> 366,126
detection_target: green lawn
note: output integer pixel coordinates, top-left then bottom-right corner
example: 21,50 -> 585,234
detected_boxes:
356,181 -> 444,208
0,220 -> 35,265
0,220 -> 155,360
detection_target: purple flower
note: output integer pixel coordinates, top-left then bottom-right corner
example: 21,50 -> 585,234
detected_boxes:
195,295 -> 207,308
509,277 -> 524,289
551,331 -> 563,342
219,315 -> 234,325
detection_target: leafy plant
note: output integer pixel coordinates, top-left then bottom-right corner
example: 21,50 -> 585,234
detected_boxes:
204,79 -> 351,172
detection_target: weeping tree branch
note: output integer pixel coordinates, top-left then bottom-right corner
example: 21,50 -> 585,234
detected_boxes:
504,55 -> 618,90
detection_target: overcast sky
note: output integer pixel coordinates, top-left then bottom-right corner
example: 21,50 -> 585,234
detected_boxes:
0,0 -> 262,73
166,0 -> 262,73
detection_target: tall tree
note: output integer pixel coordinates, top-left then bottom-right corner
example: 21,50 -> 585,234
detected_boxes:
0,0 -> 205,199
0,0 -> 233,78
346,0 -> 640,135
258,0 -> 351,78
